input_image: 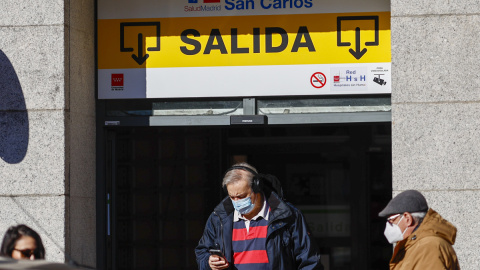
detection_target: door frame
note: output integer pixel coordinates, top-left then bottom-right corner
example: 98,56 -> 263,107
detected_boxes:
96,98 -> 391,269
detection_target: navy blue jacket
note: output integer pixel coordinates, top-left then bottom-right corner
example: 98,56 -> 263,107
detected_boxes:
195,190 -> 323,269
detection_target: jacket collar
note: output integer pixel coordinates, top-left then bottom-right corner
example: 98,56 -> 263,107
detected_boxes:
265,189 -> 292,221
214,189 -> 292,223
403,208 -> 456,249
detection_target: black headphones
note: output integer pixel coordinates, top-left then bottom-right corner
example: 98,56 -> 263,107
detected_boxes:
223,165 -> 263,194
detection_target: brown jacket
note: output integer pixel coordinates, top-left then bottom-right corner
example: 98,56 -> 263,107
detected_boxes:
390,208 -> 460,270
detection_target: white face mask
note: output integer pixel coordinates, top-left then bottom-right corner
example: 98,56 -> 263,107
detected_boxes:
384,215 -> 408,244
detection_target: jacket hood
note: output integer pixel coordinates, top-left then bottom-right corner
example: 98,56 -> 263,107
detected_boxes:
404,208 -> 457,249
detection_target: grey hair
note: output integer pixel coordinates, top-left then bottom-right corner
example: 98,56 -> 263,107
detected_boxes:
411,211 -> 427,224
222,162 -> 258,189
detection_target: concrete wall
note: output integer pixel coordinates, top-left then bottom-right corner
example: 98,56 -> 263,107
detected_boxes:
391,1 -> 480,269
68,0 -> 96,267
0,0 -> 96,267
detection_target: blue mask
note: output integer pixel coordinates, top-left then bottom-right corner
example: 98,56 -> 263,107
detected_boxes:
231,195 -> 255,214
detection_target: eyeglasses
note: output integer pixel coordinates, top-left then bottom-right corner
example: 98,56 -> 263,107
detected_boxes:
387,214 -> 401,225
14,249 -> 35,258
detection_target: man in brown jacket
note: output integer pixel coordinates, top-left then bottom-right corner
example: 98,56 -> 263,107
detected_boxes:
378,190 -> 460,270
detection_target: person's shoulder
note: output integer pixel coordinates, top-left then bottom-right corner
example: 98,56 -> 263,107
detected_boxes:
415,235 -> 455,251
279,199 -> 304,218
410,235 -> 458,266
284,201 -> 300,212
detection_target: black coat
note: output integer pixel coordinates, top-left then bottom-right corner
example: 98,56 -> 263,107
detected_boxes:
195,190 -> 323,269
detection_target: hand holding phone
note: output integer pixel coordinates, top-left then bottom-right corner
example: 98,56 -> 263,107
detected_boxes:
208,249 -> 228,269
209,249 -> 224,258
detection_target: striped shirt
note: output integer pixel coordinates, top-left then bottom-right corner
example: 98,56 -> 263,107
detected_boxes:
232,199 -> 270,270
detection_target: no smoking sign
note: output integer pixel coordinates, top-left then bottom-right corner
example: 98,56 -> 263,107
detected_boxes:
310,72 -> 326,88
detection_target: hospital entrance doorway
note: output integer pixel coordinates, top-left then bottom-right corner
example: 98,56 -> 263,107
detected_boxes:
104,123 -> 392,270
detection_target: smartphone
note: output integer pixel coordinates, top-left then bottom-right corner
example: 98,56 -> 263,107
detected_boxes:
209,249 -> 225,258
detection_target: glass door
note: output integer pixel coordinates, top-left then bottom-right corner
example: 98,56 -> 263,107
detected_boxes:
106,127 -> 223,270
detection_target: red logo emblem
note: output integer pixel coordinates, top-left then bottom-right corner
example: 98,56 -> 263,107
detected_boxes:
111,74 -> 124,87
334,75 -> 340,83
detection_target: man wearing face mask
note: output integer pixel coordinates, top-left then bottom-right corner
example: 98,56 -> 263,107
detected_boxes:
195,162 -> 323,270
379,190 -> 460,269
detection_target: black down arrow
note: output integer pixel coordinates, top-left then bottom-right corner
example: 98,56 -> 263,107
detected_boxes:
132,33 -> 149,65
349,27 -> 367,60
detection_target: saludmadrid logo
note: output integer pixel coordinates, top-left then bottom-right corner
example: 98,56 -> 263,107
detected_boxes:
185,0 -> 221,12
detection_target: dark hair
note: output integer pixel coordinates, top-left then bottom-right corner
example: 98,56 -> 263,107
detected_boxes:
0,224 -> 45,259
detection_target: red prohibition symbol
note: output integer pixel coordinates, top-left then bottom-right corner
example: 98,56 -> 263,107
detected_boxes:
310,72 -> 327,88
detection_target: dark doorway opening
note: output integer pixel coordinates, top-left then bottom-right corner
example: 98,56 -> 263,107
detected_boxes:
105,123 -> 392,270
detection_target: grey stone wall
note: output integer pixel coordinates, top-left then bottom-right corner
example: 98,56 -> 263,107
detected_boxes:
68,0 -> 96,267
0,0 -> 96,267
391,1 -> 480,269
